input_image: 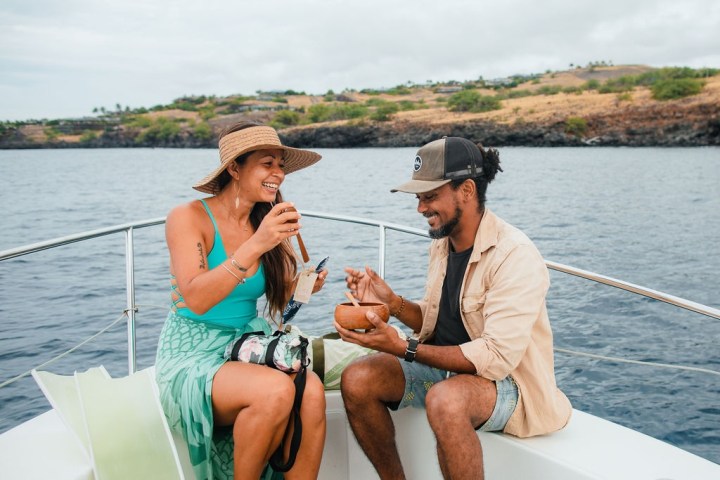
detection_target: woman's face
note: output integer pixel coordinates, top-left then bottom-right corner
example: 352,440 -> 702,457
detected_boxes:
232,148 -> 285,203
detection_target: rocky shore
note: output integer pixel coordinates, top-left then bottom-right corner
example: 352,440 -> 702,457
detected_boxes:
281,101 -> 720,148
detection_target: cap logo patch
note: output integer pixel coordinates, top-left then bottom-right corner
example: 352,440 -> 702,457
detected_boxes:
413,155 -> 422,172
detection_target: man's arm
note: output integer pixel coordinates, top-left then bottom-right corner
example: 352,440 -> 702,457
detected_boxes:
386,293 -> 424,333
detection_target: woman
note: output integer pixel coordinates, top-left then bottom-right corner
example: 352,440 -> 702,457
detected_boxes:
155,121 -> 328,480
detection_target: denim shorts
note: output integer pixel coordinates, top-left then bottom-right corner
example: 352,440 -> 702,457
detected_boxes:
391,360 -> 518,432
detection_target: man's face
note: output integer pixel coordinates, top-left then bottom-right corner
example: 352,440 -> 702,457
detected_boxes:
415,184 -> 463,239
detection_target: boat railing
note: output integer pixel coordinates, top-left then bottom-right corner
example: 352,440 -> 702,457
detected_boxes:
1,212 -> 719,383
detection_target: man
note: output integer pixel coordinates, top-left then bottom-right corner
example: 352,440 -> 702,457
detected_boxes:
334,136 -> 572,480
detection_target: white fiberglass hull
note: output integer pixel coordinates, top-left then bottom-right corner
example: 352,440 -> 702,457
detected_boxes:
1,389 -> 718,479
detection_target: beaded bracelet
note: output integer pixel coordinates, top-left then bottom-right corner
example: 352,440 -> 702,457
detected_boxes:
392,295 -> 405,317
222,263 -> 245,284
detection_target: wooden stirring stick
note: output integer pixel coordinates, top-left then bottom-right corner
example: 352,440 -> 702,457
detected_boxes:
295,232 -> 310,264
283,206 -> 310,263
345,291 -> 361,307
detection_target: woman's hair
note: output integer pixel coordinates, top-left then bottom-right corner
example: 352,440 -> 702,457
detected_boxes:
216,121 -> 297,320
450,143 -> 502,211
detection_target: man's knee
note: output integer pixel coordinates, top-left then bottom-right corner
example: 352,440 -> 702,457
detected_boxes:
340,358 -> 374,398
426,376 -> 496,431
340,353 -> 397,400
426,382 -> 466,423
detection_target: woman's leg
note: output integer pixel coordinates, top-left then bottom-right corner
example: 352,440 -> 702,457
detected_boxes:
284,371 -> 326,480
212,362 -> 296,480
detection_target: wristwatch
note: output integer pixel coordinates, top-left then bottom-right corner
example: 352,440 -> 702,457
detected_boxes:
404,338 -> 419,363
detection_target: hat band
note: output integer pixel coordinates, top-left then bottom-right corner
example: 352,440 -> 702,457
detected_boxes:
218,126 -> 283,165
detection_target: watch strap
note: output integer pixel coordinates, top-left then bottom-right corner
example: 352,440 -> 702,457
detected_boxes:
404,338 -> 419,363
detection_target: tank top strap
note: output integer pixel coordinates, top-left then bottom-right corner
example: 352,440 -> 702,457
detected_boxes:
199,199 -> 220,232
199,199 -> 226,262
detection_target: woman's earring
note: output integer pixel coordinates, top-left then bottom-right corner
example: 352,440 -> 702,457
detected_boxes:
234,182 -> 240,210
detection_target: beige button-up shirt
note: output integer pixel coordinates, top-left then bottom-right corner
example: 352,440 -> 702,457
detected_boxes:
415,208 -> 572,437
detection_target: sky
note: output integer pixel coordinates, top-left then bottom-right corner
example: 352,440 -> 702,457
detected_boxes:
1,0 -> 719,121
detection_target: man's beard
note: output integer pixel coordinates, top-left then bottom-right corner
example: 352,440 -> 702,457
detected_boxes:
428,206 -> 462,239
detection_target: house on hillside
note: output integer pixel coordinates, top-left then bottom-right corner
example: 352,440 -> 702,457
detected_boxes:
485,77 -> 514,87
436,86 -> 463,93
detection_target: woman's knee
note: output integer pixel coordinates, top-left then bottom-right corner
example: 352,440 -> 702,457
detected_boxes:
301,373 -> 327,425
303,373 -> 326,407
256,374 -> 296,414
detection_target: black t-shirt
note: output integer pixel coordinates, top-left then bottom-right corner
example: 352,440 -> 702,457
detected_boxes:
429,246 -> 473,346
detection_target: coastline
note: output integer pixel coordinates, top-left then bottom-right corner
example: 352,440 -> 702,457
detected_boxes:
3,99 -> 718,149
2,66 -> 719,149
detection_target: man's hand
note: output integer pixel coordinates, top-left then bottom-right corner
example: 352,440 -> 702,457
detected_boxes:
344,266 -> 395,304
334,310 -> 406,356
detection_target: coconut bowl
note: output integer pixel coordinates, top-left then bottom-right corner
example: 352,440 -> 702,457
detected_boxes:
334,302 -> 390,330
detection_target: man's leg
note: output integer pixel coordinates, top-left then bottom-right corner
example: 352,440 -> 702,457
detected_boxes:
425,375 -> 498,480
340,353 -> 407,479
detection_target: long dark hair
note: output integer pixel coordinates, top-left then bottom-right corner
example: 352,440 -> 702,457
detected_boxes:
450,143 -> 502,211
216,121 -> 297,321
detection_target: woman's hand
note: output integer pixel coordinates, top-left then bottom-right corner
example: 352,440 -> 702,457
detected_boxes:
344,266 -> 394,304
249,202 -> 302,254
312,268 -> 328,294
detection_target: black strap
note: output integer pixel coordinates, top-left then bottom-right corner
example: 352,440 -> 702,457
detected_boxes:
269,342 -> 308,472
264,332 -> 283,368
230,331 -> 265,361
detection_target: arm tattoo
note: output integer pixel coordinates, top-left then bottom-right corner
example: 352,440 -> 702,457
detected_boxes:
197,242 -> 206,269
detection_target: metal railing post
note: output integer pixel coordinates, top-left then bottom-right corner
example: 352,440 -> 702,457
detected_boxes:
124,227 -> 137,374
378,225 -> 386,278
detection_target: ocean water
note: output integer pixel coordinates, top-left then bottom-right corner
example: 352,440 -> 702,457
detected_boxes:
0,146 -> 719,464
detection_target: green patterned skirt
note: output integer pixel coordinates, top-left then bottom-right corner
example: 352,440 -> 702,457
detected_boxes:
155,311 -> 281,480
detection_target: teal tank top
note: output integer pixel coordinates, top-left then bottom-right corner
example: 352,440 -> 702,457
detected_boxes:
172,199 -> 265,328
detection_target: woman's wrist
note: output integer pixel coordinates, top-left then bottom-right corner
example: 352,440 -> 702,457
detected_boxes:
231,239 -> 263,267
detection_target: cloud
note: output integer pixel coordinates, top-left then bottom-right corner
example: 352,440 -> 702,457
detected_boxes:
1,0 -> 719,120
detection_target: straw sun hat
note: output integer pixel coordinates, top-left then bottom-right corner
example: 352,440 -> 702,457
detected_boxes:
193,125 -> 321,194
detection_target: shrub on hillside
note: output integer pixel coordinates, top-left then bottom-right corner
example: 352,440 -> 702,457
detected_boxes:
369,101 -> 399,121
387,85 -> 412,95
306,103 -> 368,123
583,79 -> 601,90
599,75 -> 636,94
537,85 -> 563,96
271,110 -> 301,129
136,117 -> 180,143
193,122 -> 213,141
79,130 -> 98,144
565,117 -> 588,137
447,90 -> 502,113
651,78 -> 704,100
307,104 -> 332,123
125,115 -> 153,128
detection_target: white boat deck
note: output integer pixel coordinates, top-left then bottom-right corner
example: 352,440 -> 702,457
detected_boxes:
1,390 -> 717,479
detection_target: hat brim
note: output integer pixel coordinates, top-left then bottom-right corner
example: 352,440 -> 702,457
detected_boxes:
390,178 -> 452,194
193,139 -> 321,195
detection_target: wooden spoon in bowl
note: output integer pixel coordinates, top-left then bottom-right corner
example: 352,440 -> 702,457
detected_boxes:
344,291 -> 361,307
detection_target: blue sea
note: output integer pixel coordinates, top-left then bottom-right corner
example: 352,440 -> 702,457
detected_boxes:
0,147 -> 718,464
